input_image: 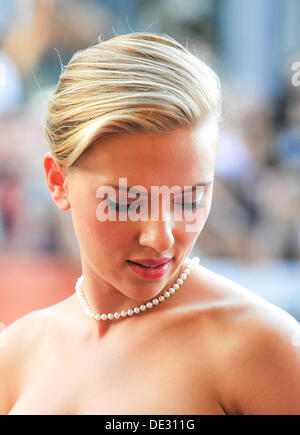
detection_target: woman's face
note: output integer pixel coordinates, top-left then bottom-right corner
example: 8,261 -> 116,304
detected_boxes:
49,123 -> 218,301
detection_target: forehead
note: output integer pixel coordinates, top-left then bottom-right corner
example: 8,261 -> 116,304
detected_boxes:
74,124 -> 218,187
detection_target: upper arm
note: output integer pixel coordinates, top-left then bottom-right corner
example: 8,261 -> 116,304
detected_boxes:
219,304 -> 300,415
0,327 -> 7,414
0,325 -> 16,415
0,310 -> 47,415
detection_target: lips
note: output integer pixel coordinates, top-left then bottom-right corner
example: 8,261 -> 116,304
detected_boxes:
127,259 -> 172,279
127,257 -> 172,267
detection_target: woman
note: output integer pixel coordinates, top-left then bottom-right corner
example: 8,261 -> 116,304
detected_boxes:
1,32 -> 300,415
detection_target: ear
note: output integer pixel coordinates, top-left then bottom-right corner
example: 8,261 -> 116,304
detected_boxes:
43,151 -> 70,211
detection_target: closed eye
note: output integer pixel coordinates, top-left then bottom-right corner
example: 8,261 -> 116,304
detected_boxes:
107,200 -> 133,212
174,200 -> 205,210
107,199 -> 205,212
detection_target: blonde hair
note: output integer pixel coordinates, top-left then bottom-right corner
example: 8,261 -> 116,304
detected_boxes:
45,32 -> 222,169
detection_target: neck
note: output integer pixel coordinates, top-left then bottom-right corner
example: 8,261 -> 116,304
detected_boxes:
77,256 -> 192,337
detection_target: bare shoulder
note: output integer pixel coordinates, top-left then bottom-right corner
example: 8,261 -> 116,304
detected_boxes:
0,302 -> 64,356
220,301 -> 300,415
191,264 -> 300,415
0,304 -> 63,415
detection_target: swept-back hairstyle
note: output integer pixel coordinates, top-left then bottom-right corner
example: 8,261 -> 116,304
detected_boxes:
45,32 -> 222,169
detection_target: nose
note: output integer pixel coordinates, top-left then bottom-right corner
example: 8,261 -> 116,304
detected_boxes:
138,218 -> 175,254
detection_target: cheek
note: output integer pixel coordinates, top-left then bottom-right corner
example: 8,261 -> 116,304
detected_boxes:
75,207 -> 132,253
179,194 -> 213,238
95,221 -> 132,249
68,182 -> 130,251
173,216 -> 204,250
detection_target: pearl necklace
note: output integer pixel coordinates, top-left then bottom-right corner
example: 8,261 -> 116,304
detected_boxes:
75,256 -> 199,320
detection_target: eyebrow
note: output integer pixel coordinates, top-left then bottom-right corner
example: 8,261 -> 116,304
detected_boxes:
109,181 -> 212,196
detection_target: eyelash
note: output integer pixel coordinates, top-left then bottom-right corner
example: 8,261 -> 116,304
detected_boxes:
108,202 -> 129,212
107,200 -> 204,212
181,200 -> 204,210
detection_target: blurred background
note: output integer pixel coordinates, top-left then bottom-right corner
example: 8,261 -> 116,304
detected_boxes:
0,0 -> 299,325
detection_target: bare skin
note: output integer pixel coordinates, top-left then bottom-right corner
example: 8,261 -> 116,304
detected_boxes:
1,261 -> 300,415
1,126 -> 300,414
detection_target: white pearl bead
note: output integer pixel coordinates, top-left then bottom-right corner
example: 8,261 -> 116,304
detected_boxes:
192,257 -> 200,265
76,259 -> 195,320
